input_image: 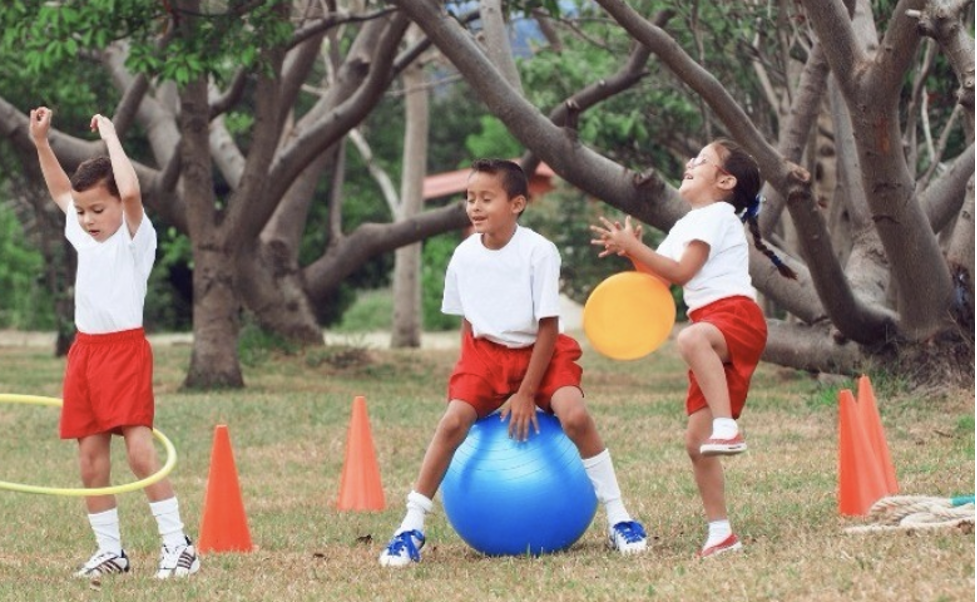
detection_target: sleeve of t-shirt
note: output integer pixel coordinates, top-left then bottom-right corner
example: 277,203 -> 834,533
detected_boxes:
129,213 -> 158,280
63,201 -> 86,249
531,240 -> 563,321
685,207 -> 725,253
441,250 -> 463,316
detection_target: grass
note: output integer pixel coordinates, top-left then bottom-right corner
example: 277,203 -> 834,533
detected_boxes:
0,334 -> 973,601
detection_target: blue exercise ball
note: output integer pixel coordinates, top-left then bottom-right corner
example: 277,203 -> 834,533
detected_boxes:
441,412 -> 597,556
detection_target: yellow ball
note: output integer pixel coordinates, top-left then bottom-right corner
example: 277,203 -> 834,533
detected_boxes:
583,271 -> 676,360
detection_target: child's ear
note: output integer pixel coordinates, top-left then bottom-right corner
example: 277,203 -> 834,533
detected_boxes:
718,175 -> 737,192
511,194 -> 528,214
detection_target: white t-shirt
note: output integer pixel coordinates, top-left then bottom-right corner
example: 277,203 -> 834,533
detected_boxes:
442,225 -> 563,348
65,203 -> 157,334
656,202 -> 755,313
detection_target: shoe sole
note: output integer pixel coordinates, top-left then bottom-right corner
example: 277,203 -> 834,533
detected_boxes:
611,542 -> 647,554
379,555 -> 415,568
700,444 -> 747,456
698,540 -> 743,559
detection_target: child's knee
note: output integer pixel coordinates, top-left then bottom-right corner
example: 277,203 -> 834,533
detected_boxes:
557,405 -> 595,440
675,327 -> 703,357
78,452 -> 109,483
436,408 -> 473,442
126,443 -> 158,477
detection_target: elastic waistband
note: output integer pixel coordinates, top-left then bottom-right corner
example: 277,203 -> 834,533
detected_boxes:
689,295 -> 756,320
75,328 -> 146,345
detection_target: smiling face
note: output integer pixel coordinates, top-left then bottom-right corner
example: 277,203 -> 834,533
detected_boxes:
678,143 -> 736,208
73,183 -> 124,242
465,169 -> 526,249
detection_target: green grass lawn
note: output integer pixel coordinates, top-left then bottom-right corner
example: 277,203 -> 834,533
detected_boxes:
0,336 -> 973,601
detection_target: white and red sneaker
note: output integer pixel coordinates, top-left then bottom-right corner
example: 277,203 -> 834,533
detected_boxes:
697,534 -> 743,559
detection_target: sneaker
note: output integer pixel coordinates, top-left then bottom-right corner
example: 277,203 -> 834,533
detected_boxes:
378,530 -> 425,567
700,433 -> 747,456
608,520 -> 648,554
74,549 -> 130,578
697,533 -> 743,558
155,536 -> 200,579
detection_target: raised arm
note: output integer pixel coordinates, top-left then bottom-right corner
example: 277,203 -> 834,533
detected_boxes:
29,107 -> 73,214
91,114 -> 143,235
591,215 -> 707,285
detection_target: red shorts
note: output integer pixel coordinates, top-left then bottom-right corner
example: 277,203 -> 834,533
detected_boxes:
685,296 -> 767,419
60,328 -> 155,439
448,330 -> 584,418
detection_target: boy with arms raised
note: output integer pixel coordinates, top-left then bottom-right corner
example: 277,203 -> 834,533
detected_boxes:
29,106 -> 199,579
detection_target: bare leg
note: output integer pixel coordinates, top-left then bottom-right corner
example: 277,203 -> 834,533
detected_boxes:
78,434 -> 116,513
549,386 -> 604,458
412,400 -> 478,499
122,425 -> 175,502
676,323 -> 731,419
686,408 -> 727,522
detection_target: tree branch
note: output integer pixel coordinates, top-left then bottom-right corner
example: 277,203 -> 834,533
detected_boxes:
920,142 -> 975,233
478,0 -> 524,94
303,203 -> 470,302
908,0 -> 976,116
266,13 -> 410,205
760,43 -> 830,235
764,319 -> 864,374
349,128 -> 400,216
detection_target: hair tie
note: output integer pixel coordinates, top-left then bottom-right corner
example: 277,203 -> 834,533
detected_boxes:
741,194 -> 762,223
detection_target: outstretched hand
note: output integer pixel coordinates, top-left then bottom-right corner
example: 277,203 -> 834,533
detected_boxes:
590,215 -> 642,258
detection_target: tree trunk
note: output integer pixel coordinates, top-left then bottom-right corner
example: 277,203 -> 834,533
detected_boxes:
184,242 -> 244,388
237,242 -> 322,345
391,28 -> 429,348
178,53 -> 245,389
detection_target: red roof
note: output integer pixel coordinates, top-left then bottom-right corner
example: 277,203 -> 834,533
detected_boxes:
423,162 -> 557,200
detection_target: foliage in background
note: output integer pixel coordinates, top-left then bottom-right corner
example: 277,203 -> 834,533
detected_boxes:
0,202 -> 53,330
421,233 -> 463,331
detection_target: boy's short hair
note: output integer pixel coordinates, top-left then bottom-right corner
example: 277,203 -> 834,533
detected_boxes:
71,156 -> 119,197
470,158 -> 529,200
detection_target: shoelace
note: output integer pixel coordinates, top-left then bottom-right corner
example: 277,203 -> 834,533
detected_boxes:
385,530 -> 425,562
613,521 -> 647,543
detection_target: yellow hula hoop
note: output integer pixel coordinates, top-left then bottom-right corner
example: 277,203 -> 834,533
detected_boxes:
0,394 -> 177,496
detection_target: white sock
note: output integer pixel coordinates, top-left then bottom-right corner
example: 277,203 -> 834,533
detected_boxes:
88,508 -> 122,556
582,449 -> 631,528
710,418 -> 738,440
705,519 -> 733,549
149,497 -> 187,549
396,490 -> 433,536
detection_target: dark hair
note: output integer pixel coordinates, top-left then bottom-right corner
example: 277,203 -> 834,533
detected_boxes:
70,156 -> 119,198
713,139 -> 797,280
470,158 -> 529,201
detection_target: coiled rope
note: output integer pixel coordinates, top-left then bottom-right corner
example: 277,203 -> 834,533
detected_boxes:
844,495 -> 975,533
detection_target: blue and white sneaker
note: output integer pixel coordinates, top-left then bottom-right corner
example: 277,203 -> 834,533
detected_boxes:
608,520 -> 648,554
379,529 -> 425,567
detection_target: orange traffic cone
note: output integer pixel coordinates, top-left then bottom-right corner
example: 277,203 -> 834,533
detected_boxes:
856,375 -> 899,495
198,425 -> 254,553
838,389 -> 888,516
336,395 -> 386,511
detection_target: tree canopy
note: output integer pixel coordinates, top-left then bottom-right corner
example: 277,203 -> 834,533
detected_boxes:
0,0 -> 972,390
